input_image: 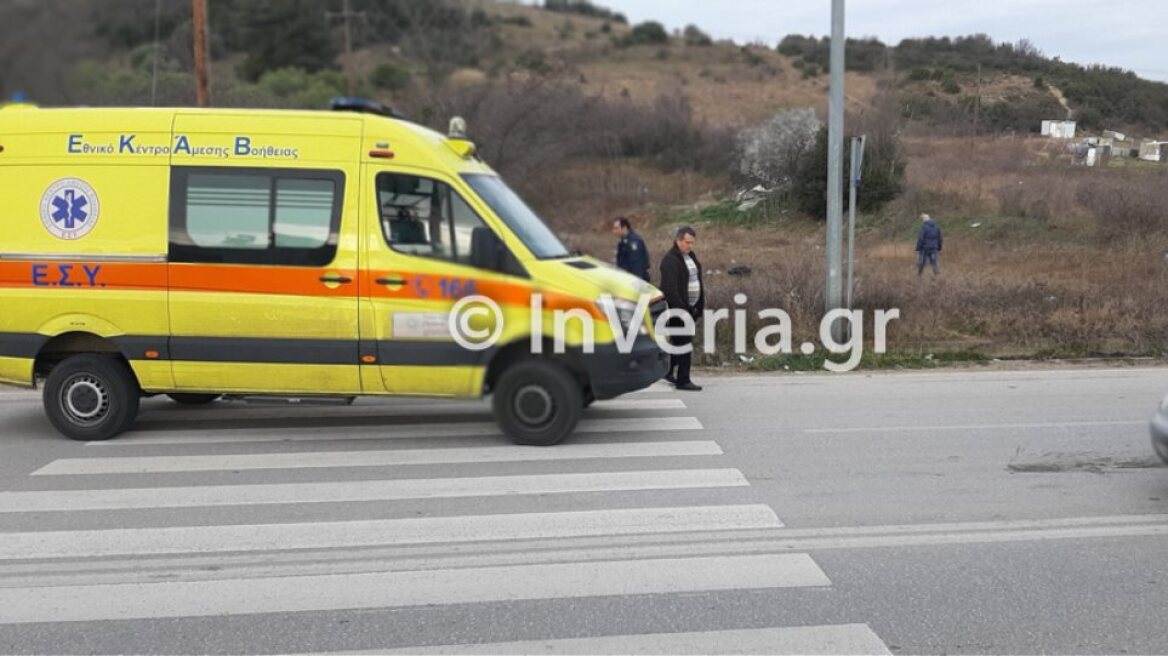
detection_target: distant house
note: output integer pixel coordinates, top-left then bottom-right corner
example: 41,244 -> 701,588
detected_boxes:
1041,120 -> 1077,139
1096,144 -> 1112,167
1139,140 -> 1165,162
1070,142 -> 1111,167
1070,143 -> 1093,166
1103,129 -> 1126,142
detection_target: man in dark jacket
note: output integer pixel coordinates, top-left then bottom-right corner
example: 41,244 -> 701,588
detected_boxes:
612,217 -> 650,281
658,226 -> 703,391
916,213 -> 943,277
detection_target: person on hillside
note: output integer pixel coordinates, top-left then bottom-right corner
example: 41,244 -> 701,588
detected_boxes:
659,226 -> 704,391
612,217 -> 650,281
916,213 -> 943,277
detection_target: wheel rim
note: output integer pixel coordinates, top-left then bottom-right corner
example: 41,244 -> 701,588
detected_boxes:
513,384 -> 554,428
59,374 -> 110,426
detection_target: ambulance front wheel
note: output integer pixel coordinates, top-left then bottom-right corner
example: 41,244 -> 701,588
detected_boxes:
43,355 -> 141,442
492,360 -> 583,446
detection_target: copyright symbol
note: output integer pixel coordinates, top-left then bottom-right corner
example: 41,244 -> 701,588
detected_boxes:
449,295 -> 504,351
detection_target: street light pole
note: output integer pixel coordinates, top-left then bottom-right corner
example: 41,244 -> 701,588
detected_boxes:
826,0 -> 846,337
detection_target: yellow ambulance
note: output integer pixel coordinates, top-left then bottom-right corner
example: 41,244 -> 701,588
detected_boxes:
0,99 -> 667,445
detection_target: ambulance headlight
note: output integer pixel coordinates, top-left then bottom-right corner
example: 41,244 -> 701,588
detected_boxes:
597,297 -> 647,335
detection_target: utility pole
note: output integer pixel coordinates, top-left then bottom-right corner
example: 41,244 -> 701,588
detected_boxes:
327,0 -> 366,97
192,0 -> 209,107
826,0 -> 846,338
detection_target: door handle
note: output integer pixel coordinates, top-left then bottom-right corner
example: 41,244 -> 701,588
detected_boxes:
376,276 -> 406,285
319,275 -> 353,284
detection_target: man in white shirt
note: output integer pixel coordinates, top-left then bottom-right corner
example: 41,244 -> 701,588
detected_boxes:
657,226 -> 704,391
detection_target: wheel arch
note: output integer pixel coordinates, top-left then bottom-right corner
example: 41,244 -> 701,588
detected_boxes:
482,337 -> 588,395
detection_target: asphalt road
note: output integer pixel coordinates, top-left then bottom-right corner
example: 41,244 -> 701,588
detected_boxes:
0,366 -> 1165,654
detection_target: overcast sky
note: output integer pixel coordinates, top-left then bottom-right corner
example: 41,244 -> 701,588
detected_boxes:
560,0 -> 1168,82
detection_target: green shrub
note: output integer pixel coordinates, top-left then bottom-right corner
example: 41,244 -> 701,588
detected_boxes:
258,67 -> 345,108
683,25 -> 712,46
793,127 -> 905,219
370,63 -> 411,91
617,21 -> 668,47
907,67 -> 932,81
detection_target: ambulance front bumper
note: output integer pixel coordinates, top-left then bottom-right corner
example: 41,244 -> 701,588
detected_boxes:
585,335 -> 669,400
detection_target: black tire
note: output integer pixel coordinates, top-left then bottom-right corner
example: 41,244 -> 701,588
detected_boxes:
43,355 -> 140,442
492,359 -> 583,446
167,393 -> 221,405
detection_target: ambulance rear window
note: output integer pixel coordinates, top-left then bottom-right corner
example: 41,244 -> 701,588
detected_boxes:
169,167 -> 344,266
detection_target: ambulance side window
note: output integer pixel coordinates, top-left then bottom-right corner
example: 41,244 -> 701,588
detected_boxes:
169,167 -> 344,266
377,172 -> 492,267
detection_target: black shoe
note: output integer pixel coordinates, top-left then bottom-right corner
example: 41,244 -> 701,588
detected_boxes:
664,373 -> 677,385
676,381 -> 703,391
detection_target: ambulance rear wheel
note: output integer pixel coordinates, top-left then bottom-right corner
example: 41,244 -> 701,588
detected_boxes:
493,360 -> 582,446
167,393 -> 221,405
43,355 -> 140,442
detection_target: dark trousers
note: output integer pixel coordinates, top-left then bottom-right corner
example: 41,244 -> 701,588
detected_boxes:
669,334 -> 693,384
917,249 -> 939,276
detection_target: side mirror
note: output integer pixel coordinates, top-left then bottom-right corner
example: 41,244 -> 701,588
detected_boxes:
469,227 -> 506,271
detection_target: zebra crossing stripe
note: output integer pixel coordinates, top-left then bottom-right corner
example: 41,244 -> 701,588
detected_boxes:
0,505 -> 783,560
0,553 -> 831,624
330,624 -> 892,655
33,440 -> 724,476
86,416 -> 703,446
0,469 -> 749,512
137,397 -> 687,422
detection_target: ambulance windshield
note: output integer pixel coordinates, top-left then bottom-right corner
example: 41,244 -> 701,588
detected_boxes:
463,174 -> 570,260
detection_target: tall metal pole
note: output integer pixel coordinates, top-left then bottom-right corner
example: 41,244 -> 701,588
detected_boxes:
826,0 -> 846,334
192,0 -> 209,107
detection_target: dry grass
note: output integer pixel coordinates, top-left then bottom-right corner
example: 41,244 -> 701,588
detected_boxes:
467,1 -> 879,126
894,136 -> 1130,231
553,138 -> 1168,360
575,52 -> 876,125
562,223 -> 1168,359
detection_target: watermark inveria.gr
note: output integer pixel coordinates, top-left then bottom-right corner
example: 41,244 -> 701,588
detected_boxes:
448,293 -> 900,373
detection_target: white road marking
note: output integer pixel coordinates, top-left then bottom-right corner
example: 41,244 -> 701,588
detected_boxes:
0,553 -> 831,624
33,440 -> 724,475
137,397 -> 687,422
87,416 -> 703,446
0,468 -> 749,512
0,505 -> 783,560
805,420 -> 1147,434
332,624 -> 891,655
